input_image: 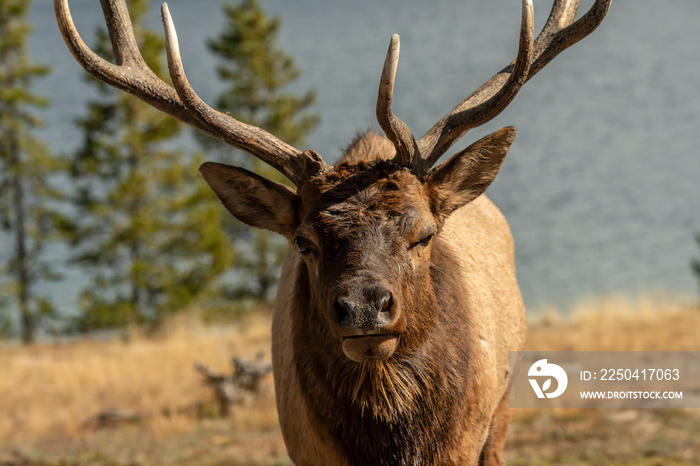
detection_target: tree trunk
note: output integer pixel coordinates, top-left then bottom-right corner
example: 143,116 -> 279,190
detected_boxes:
127,129 -> 144,326
10,134 -> 33,344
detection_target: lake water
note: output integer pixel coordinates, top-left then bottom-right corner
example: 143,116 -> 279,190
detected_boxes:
15,0 -> 700,315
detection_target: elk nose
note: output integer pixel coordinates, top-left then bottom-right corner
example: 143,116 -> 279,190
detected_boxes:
334,290 -> 393,331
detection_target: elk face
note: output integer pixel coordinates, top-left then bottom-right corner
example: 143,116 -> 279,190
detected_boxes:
295,163 -> 435,362
199,127 -> 515,363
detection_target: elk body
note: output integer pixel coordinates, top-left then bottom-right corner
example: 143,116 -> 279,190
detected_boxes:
55,0 -> 611,464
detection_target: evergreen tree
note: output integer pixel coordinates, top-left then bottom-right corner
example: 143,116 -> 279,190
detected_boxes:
0,0 -> 59,343
64,0 -> 233,331
202,0 -> 319,303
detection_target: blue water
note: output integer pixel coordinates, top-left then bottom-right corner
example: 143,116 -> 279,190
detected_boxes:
16,0 -> 700,315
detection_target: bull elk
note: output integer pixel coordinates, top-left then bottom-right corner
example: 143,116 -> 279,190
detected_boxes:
55,0 -> 611,464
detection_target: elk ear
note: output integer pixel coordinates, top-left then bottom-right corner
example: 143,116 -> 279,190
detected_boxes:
199,162 -> 300,240
425,127 -> 516,223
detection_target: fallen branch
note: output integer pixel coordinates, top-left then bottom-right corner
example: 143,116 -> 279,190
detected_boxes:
195,352 -> 272,416
82,408 -> 141,430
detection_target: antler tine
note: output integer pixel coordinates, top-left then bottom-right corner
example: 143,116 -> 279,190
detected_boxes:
161,4 -> 325,186
415,0 -> 612,174
415,0 -> 535,174
98,0 -> 151,69
376,34 -> 417,169
529,0 -> 612,79
541,0 -> 581,36
55,0 -> 326,186
55,0 -> 189,121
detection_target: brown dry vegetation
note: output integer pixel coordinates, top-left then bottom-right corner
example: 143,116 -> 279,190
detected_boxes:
510,295 -> 700,466
1,296 -> 699,465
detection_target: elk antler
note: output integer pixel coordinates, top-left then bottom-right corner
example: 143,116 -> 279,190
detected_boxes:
54,0 -> 326,186
376,34 -> 418,170
377,0 -> 612,175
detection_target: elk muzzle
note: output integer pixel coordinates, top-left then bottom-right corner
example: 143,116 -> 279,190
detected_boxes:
331,281 -> 405,362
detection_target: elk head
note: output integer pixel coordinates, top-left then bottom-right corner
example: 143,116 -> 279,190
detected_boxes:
199,126 -> 516,362
56,0 -> 611,363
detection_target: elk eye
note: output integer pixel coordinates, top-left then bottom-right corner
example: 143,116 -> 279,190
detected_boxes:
410,233 -> 434,250
294,236 -> 313,254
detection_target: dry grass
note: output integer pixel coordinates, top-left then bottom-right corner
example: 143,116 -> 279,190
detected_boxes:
0,311 -> 286,465
0,296 -> 699,465
527,294 -> 700,351
513,295 -> 700,465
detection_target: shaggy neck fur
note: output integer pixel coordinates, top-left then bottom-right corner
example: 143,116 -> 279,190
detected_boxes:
291,239 -> 477,465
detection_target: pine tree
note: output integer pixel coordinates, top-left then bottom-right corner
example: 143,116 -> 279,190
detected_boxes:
64,0 -> 233,331
202,0 -> 319,303
0,0 -> 60,343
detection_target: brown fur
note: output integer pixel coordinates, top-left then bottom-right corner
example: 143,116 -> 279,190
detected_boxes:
201,128 -> 526,465
287,237 -> 479,464
343,131 -> 397,164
